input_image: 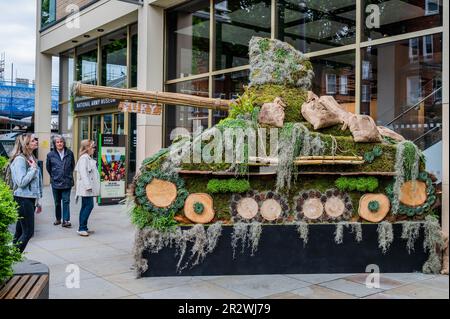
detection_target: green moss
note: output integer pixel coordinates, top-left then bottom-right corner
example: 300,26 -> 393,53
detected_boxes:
246,84 -> 307,122
207,178 -> 250,194
335,177 -> 379,192
216,118 -> 248,130
258,38 -> 270,53
301,122 -> 352,137
193,202 -> 204,214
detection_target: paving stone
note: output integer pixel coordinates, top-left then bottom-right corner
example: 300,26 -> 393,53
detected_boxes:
289,285 -> 356,299
104,272 -> 203,294
51,244 -> 125,262
377,283 -> 449,299
345,273 -> 405,290
380,272 -> 436,283
48,263 -> 97,286
23,250 -> 68,266
138,281 -> 249,299
50,277 -> 132,299
286,273 -> 355,284
417,276 -> 449,291
77,254 -> 135,277
34,237 -> 100,251
319,279 -> 384,298
208,275 -> 311,298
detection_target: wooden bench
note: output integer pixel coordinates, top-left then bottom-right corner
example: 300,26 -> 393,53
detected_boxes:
0,259 -> 49,299
0,274 -> 49,299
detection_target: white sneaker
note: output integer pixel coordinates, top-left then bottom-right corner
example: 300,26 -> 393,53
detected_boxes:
77,230 -> 89,237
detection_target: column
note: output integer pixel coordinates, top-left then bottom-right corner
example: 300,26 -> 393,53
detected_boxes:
35,0 -> 53,186
136,1 -> 164,169
442,0 -> 449,235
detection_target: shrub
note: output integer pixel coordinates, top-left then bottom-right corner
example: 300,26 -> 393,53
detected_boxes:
228,90 -> 256,119
207,179 -> 250,194
334,177 -> 379,193
0,179 -> 22,284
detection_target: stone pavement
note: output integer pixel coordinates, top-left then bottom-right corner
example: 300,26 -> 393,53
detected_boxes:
19,187 -> 449,299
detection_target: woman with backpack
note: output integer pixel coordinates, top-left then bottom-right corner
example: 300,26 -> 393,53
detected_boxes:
75,139 -> 100,237
8,133 -> 43,252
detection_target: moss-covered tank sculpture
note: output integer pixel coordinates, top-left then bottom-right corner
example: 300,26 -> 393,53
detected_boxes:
127,37 -> 445,276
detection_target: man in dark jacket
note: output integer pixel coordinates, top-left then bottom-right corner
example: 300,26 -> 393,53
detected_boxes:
46,135 -> 75,227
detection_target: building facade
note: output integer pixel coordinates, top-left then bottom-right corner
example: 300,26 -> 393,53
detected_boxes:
35,0 -> 448,231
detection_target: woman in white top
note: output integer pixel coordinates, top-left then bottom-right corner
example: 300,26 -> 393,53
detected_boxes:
75,139 -> 100,237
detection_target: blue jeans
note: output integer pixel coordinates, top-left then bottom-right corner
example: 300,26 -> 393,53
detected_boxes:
13,196 -> 36,253
79,196 -> 94,232
52,188 -> 71,222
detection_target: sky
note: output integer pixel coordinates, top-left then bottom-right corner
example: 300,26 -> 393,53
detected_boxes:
0,0 -> 59,85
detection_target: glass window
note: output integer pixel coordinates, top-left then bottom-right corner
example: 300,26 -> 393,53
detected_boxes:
423,35 -> 434,60
103,114 -> 113,134
166,0 -> 210,80
115,113 -> 125,134
360,34 -> 442,147
425,0 -> 440,15
101,28 -> 128,88
277,0 -> 356,53
131,24 -> 138,88
41,0 -> 56,28
340,75 -> 348,95
214,0 -> 271,70
363,0 -> 442,41
409,38 -> 419,62
326,74 -> 336,94
212,69 -> 250,125
91,115 -> 101,143
76,41 -> 98,85
310,51 -> 356,113
79,117 -> 89,141
164,78 -> 209,146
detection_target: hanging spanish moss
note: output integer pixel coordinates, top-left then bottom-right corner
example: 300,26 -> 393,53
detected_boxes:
249,222 -> 263,256
351,223 -> 363,243
392,141 -> 423,214
422,216 -> 444,274
295,221 -> 309,247
276,123 -> 325,192
401,222 -> 422,254
133,227 -> 181,277
206,222 -> 223,253
133,223 -> 224,276
334,222 -> 348,244
231,222 -> 249,259
231,222 -> 263,258
377,221 -> 394,254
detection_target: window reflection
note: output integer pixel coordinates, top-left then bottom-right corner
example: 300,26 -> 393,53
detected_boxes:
363,0 -> 442,41
212,69 -> 249,125
101,28 -> 127,88
214,0 -> 271,70
361,34 -> 442,151
167,0 -> 210,80
165,78 -> 209,146
310,51 -> 355,113
76,41 -> 98,85
277,0 -> 356,53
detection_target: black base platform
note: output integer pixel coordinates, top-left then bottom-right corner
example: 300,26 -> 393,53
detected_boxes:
141,224 -> 428,277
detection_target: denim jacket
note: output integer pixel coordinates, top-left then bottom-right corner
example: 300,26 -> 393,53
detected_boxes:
10,155 -> 43,199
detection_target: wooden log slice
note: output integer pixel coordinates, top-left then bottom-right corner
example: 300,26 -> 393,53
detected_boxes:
184,193 -> 215,224
146,178 -> 177,208
260,199 -> 282,221
358,193 -> 390,223
302,198 -> 323,220
324,197 -> 346,218
399,181 -> 427,207
236,197 -> 259,220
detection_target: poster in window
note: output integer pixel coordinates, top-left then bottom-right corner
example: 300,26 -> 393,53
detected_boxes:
98,134 -> 127,205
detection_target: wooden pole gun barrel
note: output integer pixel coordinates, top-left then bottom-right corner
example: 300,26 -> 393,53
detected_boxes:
73,82 -> 232,111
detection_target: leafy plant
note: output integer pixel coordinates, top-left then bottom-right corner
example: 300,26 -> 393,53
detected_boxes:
363,145 -> 383,164
0,179 -> 23,284
228,90 -> 257,119
334,177 -> 379,192
207,179 -> 250,194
